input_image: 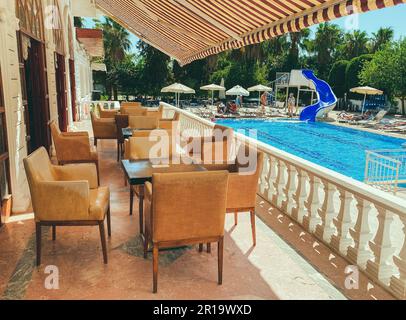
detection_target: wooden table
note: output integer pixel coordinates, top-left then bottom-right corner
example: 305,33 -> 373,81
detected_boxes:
121,159 -> 206,237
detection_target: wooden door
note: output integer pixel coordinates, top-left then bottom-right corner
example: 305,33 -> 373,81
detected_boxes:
55,53 -> 68,132
18,32 -> 51,153
69,59 -> 77,121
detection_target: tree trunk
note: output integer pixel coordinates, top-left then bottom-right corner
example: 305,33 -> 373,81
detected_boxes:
402,96 -> 405,116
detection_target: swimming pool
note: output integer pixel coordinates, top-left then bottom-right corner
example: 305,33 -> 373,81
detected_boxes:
215,119 -> 406,181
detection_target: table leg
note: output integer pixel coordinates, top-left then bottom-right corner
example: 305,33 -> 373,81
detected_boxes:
139,185 -> 145,236
129,187 -> 134,216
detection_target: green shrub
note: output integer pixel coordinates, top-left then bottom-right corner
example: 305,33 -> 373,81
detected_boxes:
346,54 -> 373,97
328,60 -> 349,98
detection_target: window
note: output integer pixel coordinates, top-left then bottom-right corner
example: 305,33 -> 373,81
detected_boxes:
15,0 -> 45,42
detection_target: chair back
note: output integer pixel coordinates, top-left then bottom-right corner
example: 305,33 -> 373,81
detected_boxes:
129,116 -> 159,130
121,102 -> 142,108
115,114 -> 129,143
152,171 -> 228,242
188,125 -> 234,163
132,129 -> 172,138
120,102 -> 144,115
50,120 -> 62,145
23,147 -> 56,215
124,108 -> 148,116
126,134 -> 172,160
226,144 -> 264,209
50,120 -> 91,161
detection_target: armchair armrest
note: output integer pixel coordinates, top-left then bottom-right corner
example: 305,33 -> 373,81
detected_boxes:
145,181 -> 153,202
53,164 -> 98,189
35,181 -> 90,221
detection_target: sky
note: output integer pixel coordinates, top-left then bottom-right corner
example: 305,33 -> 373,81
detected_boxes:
85,4 -> 406,55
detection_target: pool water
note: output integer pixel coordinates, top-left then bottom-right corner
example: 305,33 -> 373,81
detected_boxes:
215,119 -> 406,181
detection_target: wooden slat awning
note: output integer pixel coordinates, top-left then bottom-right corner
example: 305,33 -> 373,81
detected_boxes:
95,0 -> 405,65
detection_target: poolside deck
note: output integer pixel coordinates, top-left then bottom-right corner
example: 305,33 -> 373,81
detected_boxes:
0,121 -> 396,300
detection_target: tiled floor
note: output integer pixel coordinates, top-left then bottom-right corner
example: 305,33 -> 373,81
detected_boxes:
0,125 -> 395,300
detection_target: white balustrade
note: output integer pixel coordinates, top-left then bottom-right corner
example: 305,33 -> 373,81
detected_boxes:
162,102 -> 406,299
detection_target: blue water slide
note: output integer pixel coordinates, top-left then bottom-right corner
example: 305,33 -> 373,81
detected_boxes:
299,69 -> 337,122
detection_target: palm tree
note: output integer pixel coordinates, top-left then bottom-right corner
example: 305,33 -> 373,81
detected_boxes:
287,29 -> 311,69
97,17 -> 131,62
95,17 -> 132,99
340,30 -> 370,60
370,27 -> 394,52
309,23 -> 343,79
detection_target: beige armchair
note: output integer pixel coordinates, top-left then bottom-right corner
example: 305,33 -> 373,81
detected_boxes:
204,144 -> 264,246
143,171 -> 229,293
95,103 -> 118,119
90,111 -> 117,146
50,121 -> 99,184
23,147 -> 111,265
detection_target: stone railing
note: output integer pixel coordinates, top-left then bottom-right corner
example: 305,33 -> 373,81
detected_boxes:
161,102 -> 406,299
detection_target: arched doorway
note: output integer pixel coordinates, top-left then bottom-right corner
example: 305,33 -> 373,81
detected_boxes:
52,0 -> 68,132
16,0 -> 51,154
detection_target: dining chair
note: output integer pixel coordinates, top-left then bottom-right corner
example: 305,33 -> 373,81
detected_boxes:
90,111 -> 117,147
203,144 -> 264,247
23,147 -> 111,265
95,103 -> 118,119
50,120 -> 100,185
143,170 -> 229,293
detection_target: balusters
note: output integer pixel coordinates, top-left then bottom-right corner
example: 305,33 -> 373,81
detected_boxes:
303,174 -> 322,233
259,154 -> 271,196
267,157 -> 278,203
390,215 -> 406,299
275,160 -> 287,208
347,197 -> 372,268
291,169 -> 308,224
315,182 -> 336,244
366,206 -> 396,285
281,164 -> 297,216
331,188 -> 353,255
